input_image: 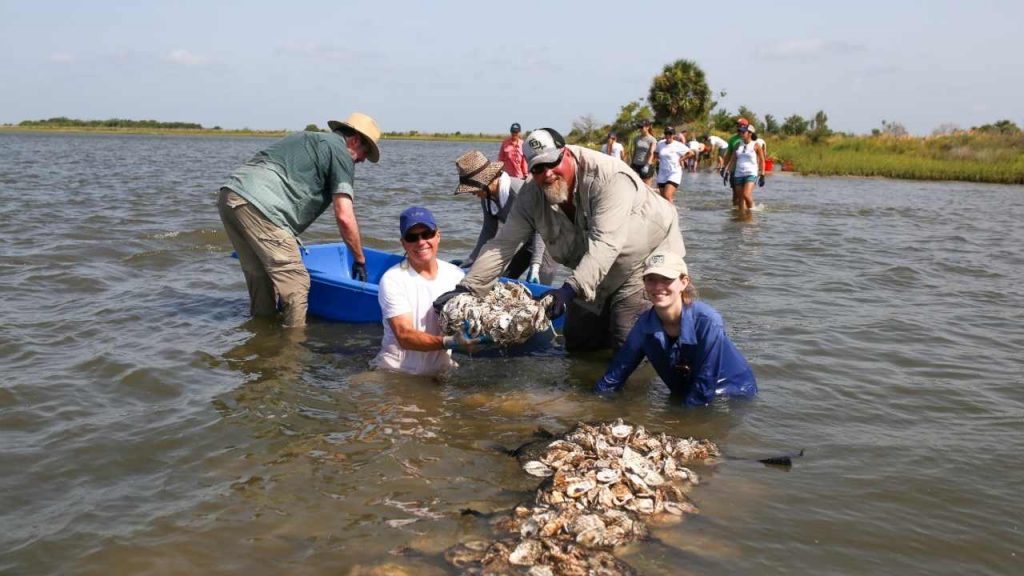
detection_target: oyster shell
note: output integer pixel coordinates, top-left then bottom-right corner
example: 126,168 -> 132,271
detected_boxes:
523,461 -> 553,477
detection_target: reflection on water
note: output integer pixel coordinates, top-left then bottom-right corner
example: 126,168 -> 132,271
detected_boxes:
1,133 -> 1022,575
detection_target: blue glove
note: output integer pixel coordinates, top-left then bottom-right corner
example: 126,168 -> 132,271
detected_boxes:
539,283 -> 576,320
525,263 -> 541,284
443,321 -> 494,352
758,174 -> 766,187
352,261 -> 368,282
433,285 -> 470,314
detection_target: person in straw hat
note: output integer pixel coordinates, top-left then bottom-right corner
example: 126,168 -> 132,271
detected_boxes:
452,150 -> 555,284
217,112 -> 381,327
594,250 -> 757,406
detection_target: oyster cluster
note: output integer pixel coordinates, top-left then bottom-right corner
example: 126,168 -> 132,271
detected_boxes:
445,419 -> 719,575
440,282 -> 552,346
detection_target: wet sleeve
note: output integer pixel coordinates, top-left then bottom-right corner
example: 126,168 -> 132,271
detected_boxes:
569,173 -> 634,301
594,322 -> 647,393
685,313 -> 727,406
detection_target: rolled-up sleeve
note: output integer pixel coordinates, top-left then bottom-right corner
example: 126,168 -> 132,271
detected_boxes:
594,322 -> 647,393
568,173 -> 635,301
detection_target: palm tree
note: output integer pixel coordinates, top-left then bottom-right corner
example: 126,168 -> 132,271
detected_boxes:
647,59 -> 712,127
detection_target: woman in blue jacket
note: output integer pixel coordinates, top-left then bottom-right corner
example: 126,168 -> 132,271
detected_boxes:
594,251 -> 757,406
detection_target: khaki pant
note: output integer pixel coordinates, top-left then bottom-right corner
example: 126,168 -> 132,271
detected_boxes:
563,286 -> 650,352
217,188 -> 310,327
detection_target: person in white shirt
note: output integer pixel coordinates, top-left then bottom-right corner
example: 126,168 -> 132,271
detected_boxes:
704,134 -> 730,170
654,126 -> 695,203
723,126 -> 766,213
601,132 -> 626,161
686,139 -> 703,172
373,206 -> 490,378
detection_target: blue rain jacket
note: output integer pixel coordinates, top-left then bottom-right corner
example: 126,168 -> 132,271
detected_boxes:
594,300 -> 757,406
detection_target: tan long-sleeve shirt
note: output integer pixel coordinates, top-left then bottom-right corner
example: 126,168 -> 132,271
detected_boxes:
461,146 -> 685,313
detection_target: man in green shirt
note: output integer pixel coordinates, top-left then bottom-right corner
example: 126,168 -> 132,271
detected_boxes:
217,112 -> 381,327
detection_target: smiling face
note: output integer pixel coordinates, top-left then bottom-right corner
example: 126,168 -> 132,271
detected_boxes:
401,224 -> 440,270
643,273 -> 688,308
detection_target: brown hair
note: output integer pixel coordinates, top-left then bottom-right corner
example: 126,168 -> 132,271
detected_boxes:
681,275 -> 699,306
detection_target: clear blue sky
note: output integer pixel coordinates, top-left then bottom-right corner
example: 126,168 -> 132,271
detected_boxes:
2,0 -> 1021,135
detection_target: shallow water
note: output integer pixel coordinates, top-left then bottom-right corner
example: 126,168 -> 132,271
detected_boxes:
1,132 -> 1022,575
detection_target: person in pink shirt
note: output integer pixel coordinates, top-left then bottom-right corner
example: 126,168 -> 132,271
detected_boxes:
497,122 -> 528,178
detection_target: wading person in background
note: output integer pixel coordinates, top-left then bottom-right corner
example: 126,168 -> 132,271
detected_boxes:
724,124 -> 766,212
497,122 -> 528,179
654,126 -> 694,203
594,251 -> 757,406
601,132 -> 626,161
720,116 -> 750,183
217,112 -> 381,328
373,207 -> 490,378
451,150 -> 556,284
686,136 -> 703,173
631,119 -> 657,186
704,133 -> 729,171
434,128 -> 685,352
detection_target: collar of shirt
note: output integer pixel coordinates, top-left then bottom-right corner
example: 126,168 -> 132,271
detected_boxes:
639,304 -> 699,349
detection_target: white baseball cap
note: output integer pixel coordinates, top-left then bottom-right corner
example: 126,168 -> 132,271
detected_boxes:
522,128 -> 566,171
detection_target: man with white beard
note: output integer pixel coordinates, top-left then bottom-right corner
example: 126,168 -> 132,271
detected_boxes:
433,128 -> 686,352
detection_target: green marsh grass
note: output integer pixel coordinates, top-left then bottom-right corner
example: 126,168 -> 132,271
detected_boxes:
772,133 -> 1024,184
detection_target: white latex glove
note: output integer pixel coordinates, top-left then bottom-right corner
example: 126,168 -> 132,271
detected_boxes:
525,263 -> 541,284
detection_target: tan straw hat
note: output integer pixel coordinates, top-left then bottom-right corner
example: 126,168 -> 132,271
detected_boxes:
454,150 -> 504,194
327,112 -> 381,163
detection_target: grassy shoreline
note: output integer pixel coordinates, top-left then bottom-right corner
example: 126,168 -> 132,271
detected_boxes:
3,125 -> 1020,184
770,133 -> 1024,185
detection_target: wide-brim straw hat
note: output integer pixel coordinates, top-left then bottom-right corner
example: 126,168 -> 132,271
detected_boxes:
327,112 -> 381,163
454,150 -> 504,194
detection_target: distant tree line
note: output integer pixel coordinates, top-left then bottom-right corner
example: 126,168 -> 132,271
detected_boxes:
567,58 -> 1021,149
19,117 -> 209,130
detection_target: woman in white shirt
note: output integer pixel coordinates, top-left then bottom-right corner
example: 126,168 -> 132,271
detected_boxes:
654,126 -> 694,203
601,132 -> 626,161
724,126 -> 765,213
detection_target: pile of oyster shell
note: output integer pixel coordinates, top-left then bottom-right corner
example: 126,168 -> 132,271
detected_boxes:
445,419 -> 719,575
439,282 -> 552,346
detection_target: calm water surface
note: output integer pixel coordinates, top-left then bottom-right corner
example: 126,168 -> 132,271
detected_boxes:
1,132 -> 1021,575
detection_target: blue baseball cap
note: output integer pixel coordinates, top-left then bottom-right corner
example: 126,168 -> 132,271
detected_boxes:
510,122 -> 521,133
399,206 -> 437,236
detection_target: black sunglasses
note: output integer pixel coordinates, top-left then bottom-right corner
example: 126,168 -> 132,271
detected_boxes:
529,150 -> 564,175
403,228 -> 437,243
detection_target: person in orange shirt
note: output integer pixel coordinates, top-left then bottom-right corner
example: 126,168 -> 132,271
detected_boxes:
497,122 -> 528,178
